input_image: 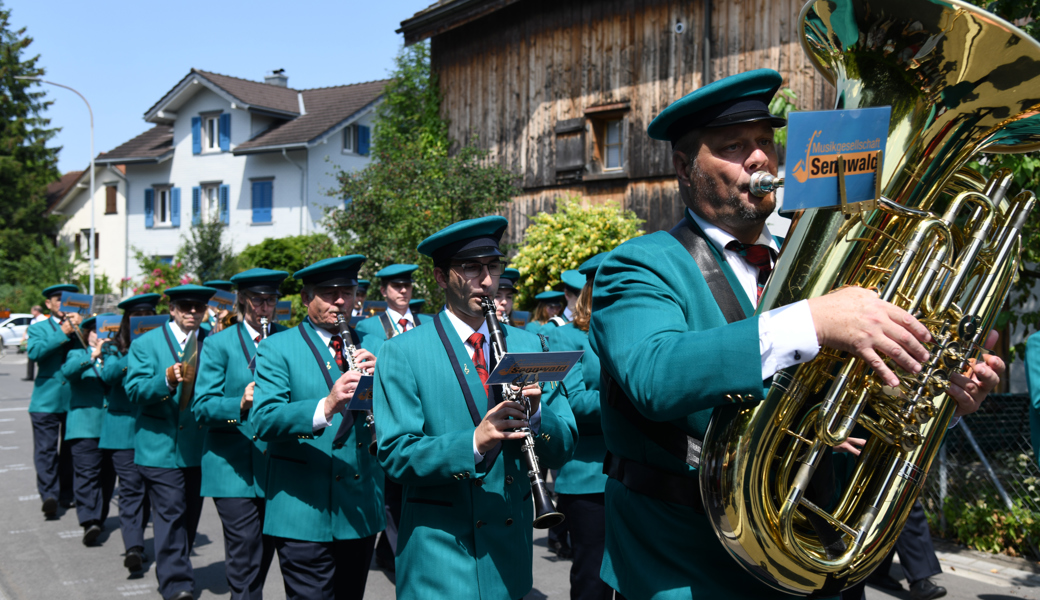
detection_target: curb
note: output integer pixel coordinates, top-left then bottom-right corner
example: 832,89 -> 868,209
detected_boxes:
922,539 -> 1040,588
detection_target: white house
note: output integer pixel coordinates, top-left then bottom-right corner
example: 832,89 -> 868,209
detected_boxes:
94,69 -> 387,279
49,165 -> 131,290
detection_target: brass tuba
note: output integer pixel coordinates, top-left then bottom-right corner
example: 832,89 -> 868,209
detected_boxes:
700,0 -> 1040,595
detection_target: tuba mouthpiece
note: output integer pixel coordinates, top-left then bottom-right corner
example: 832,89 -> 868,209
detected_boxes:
749,171 -> 783,198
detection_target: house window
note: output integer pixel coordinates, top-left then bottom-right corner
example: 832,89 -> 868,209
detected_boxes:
342,124 -> 370,155
343,125 -> 356,152
203,115 -> 221,152
105,185 -> 117,214
156,188 -> 171,225
251,180 -> 273,223
202,184 -> 220,221
604,119 -> 624,170
155,255 -> 174,265
78,229 -> 98,259
75,233 -> 81,255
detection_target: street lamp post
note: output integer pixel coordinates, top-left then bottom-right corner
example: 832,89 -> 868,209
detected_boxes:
16,77 -> 95,295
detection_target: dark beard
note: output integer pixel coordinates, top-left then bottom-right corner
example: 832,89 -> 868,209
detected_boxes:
690,161 -> 772,224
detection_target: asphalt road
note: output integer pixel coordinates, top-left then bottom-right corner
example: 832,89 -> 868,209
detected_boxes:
0,351 -> 1034,599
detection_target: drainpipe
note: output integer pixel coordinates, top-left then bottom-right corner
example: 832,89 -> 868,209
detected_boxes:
282,148 -> 307,235
106,164 -> 129,296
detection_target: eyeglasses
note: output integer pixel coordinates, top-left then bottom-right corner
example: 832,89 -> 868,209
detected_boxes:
451,261 -> 505,279
175,302 -> 207,313
247,296 -> 278,306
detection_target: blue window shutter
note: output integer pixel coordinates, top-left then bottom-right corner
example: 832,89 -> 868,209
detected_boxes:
144,189 -> 154,228
219,113 -> 231,151
357,125 -> 370,156
252,181 -> 272,223
191,187 -> 201,225
219,184 -> 230,225
170,187 -> 181,227
191,117 -> 202,155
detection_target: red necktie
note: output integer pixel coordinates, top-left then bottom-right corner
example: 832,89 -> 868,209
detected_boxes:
254,335 -> 261,344
398,318 -> 409,333
468,332 -> 489,395
725,241 -> 776,302
330,335 -> 346,372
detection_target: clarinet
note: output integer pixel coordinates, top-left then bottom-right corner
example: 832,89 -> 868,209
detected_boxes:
480,296 -> 564,529
259,316 -> 270,340
335,314 -> 378,456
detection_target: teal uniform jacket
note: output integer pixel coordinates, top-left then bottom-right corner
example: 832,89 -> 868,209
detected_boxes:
1027,334 -> 1040,467
125,323 -> 208,469
27,318 -> 74,414
590,217 -> 801,600
251,318 -> 385,543
372,310 -> 578,600
548,323 -> 607,495
99,347 -> 138,450
192,322 -> 285,498
354,311 -> 425,348
524,320 -> 543,333
62,348 -> 107,440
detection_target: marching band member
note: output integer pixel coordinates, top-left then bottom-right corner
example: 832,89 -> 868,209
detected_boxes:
548,253 -> 611,600
589,69 -> 1002,600
355,264 -> 422,346
126,284 -> 217,600
251,255 -> 385,600
201,279 -> 234,332
193,268 -> 289,599
560,269 -> 584,322
27,284 -> 80,518
526,290 -> 565,333
408,298 -> 427,315
62,314 -> 115,546
353,278 -> 370,317
494,267 -> 520,323
372,215 -> 577,600
100,293 -> 161,573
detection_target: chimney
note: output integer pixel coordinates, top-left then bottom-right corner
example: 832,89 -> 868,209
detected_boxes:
265,69 -> 288,87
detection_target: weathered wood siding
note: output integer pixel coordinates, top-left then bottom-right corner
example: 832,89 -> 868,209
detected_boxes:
430,0 -> 837,233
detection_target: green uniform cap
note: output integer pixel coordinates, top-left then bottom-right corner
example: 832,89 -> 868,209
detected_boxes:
647,69 -> 786,144
357,279 -> 371,293
409,299 -> 426,310
535,290 -> 565,302
293,255 -> 366,287
230,268 -> 289,295
376,264 -> 419,283
118,293 -> 161,312
499,268 -> 520,291
417,216 -> 508,263
42,284 -> 78,299
578,252 -> 608,277
164,284 -> 218,304
561,270 -> 586,292
203,280 -> 234,291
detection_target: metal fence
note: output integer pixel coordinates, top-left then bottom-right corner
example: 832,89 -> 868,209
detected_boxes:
920,393 -> 1040,534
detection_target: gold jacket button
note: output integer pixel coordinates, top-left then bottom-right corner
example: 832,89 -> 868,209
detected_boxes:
505,518 -> 513,526
252,435 -> 258,441
354,474 -> 360,480
505,476 -> 514,484
336,475 -> 342,481
357,442 -> 363,448
474,479 -> 483,487
476,520 -> 485,528
179,425 -> 184,430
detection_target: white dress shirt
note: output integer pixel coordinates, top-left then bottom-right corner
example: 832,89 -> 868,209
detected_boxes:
311,324 -> 351,431
165,321 -> 200,390
243,321 -> 262,346
443,308 -> 542,465
563,306 -> 573,321
385,306 -> 416,334
687,210 -> 820,380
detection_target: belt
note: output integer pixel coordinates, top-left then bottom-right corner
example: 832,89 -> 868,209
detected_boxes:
604,452 -> 704,514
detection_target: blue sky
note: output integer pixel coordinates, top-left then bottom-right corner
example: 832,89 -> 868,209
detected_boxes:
9,0 -> 434,174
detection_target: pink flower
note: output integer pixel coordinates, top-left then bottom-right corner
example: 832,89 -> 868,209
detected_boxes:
142,283 -> 151,291
152,268 -> 162,276
132,288 -> 138,294
156,279 -> 165,285
180,277 -> 191,284
176,262 -> 183,268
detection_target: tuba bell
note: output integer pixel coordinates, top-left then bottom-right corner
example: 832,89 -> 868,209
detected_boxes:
699,0 -> 1040,596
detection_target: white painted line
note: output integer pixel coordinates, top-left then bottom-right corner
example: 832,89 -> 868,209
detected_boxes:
57,530 -> 81,539
0,407 -> 27,412
0,418 -> 14,422
8,528 -> 37,534
18,494 -> 39,501
0,431 -> 15,435
117,583 -> 153,597
62,578 -> 94,585
0,446 -> 19,450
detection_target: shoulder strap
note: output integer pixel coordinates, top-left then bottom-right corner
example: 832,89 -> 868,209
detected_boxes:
378,312 -> 396,339
548,316 -> 567,327
161,325 -> 182,363
299,326 -> 335,392
668,217 -> 747,325
413,313 -> 422,326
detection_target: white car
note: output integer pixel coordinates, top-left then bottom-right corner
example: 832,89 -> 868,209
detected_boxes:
0,314 -> 35,348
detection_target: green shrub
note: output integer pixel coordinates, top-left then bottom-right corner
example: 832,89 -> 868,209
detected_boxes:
510,197 -> 644,309
940,496 -> 1040,559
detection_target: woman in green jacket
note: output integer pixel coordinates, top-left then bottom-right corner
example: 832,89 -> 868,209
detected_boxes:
62,315 -> 114,547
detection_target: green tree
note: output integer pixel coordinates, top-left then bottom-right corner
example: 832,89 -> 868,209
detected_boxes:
0,235 -> 80,312
237,233 -> 340,296
324,42 -> 520,309
510,197 -> 644,309
176,217 -> 239,283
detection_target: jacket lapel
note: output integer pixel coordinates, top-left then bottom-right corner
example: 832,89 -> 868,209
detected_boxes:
301,319 -> 339,380
685,214 -> 756,319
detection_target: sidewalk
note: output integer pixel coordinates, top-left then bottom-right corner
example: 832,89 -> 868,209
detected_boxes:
920,539 -> 1040,589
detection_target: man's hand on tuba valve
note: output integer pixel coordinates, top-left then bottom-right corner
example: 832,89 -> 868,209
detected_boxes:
948,330 -> 1004,418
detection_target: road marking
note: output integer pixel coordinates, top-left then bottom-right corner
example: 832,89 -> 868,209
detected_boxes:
63,578 -> 94,585
0,407 -> 27,412
8,528 -> 37,534
0,418 -> 14,422
58,530 -> 81,539
0,431 -> 14,435
117,582 -> 153,597
18,494 -> 39,501
0,446 -> 19,450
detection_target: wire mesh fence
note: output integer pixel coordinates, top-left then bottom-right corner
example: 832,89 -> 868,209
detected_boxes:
920,393 -> 1040,554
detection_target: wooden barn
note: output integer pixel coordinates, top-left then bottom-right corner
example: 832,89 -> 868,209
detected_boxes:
399,0 -> 839,241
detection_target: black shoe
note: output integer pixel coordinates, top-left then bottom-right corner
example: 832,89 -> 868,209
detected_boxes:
60,499 -> 75,509
549,539 -> 573,560
909,578 -> 946,600
165,591 -> 193,600
82,521 -> 102,546
124,546 -> 145,572
41,497 -> 57,518
866,571 -> 903,592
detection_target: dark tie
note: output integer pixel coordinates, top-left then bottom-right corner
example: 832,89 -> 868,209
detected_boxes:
725,241 -> 777,302
398,318 -> 409,333
253,335 -> 261,344
330,335 -> 346,372
468,332 -> 488,395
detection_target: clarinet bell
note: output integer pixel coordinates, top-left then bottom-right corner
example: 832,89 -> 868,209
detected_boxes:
532,486 -> 565,529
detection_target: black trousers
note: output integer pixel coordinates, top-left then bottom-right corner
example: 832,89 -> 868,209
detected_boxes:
26,358 -> 35,380
213,497 -> 275,600
558,493 -> 614,600
29,412 -> 74,505
106,449 -> 149,551
375,479 -> 403,564
274,535 -> 377,600
68,438 -> 115,526
841,500 -> 941,600
139,466 -> 203,599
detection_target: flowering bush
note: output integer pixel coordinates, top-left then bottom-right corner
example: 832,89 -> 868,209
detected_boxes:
130,251 -> 195,313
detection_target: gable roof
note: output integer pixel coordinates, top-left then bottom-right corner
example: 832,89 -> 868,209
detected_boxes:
234,80 -> 388,155
399,0 -> 522,44
46,170 -> 84,212
145,69 -> 301,124
95,125 -> 174,165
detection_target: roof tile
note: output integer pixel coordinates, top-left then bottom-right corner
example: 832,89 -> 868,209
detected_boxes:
96,125 -> 173,163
